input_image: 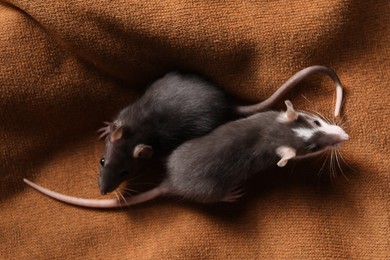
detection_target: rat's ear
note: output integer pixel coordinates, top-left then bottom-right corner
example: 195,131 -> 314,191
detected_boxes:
285,100 -> 298,121
133,144 -> 153,159
110,126 -> 124,143
276,146 -> 296,167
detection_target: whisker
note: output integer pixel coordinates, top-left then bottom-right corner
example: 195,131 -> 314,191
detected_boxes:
125,172 -> 159,184
322,112 -> 333,125
329,149 -> 336,186
331,115 -> 337,126
336,148 -> 355,172
336,114 -> 349,129
327,117 -> 334,125
301,95 -> 330,123
336,148 -> 350,167
114,190 -> 121,203
307,109 -> 331,124
125,175 -> 142,183
307,109 -> 336,126
339,121 -> 349,131
118,190 -> 128,203
121,190 -> 135,197
319,154 -> 329,174
129,181 -> 159,186
122,187 -> 142,194
301,94 -> 312,104
333,149 -> 340,184
317,152 -> 330,185
334,148 -> 350,182
336,113 -> 345,124
330,149 -> 341,185
114,190 -> 125,210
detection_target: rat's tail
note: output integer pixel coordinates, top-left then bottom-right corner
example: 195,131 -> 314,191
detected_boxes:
23,178 -> 167,208
235,65 -> 343,117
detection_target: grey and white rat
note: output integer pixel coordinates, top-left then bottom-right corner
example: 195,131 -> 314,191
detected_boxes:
23,100 -> 349,208
97,65 -> 343,195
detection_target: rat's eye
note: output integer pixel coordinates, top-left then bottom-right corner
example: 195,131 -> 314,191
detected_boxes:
313,120 -> 321,127
100,158 -> 105,167
307,144 -> 321,152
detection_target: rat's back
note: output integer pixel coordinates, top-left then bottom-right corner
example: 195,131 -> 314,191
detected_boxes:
164,111 -> 281,202
119,72 -> 233,151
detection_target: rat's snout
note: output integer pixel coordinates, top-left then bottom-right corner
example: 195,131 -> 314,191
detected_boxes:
99,168 -> 129,195
98,176 -> 109,195
321,125 -> 349,145
98,172 -> 116,195
334,126 -> 349,143
331,130 -> 349,146
99,179 -> 117,195
340,132 -> 349,142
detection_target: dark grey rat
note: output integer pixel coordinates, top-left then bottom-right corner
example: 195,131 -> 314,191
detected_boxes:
96,66 -> 343,195
23,100 -> 349,208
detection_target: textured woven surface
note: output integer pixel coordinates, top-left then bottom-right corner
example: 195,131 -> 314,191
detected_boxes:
1,1 -> 389,259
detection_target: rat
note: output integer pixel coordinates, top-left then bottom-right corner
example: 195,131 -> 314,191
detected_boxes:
23,100 -> 349,208
96,65 -> 344,195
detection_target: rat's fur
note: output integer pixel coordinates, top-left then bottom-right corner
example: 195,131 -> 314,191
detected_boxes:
24,100 -> 349,208
98,66 -> 343,195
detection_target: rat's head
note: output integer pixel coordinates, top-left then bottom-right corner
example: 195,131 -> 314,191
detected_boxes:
275,100 -> 349,167
99,125 -> 153,195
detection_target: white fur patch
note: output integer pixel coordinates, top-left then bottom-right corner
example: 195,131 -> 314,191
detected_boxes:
293,125 -> 349,142
292,128 -> 316,141
319,125 -> 349,141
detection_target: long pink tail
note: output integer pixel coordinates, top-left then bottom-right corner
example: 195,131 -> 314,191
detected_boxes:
235,65 -> 343,117
23,178 -> 166,208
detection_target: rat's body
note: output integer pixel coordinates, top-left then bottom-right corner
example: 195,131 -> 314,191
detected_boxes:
98,72 -> 233,193
98,66 -> 344,194
112,73 -> 234,154
164,111 -> 294,203
24,101 -> 349,208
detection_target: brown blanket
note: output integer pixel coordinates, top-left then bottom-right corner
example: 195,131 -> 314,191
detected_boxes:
1,1 -> 389,259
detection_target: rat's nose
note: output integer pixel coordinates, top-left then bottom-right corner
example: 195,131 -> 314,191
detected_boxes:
337,129 -> 349,142
99,177 -> 117,195
326,126 -> 349,143
333,131 -> 349,146
341,133 -> 349,141
341,134 -> 349,141
98,176 -> 110,195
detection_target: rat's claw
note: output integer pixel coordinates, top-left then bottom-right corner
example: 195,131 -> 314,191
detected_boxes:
221,186 -> 245,202
97,122 -> 112,139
